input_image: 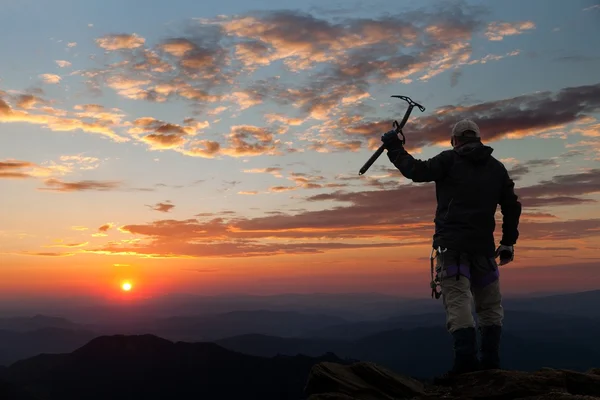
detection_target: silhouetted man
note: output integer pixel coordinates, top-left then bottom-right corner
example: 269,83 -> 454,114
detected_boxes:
381,119 -> 521,375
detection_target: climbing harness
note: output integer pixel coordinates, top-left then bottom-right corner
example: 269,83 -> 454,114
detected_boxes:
429,246 -> 445,299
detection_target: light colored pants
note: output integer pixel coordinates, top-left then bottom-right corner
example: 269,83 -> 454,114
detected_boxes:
436,251 -> 504,333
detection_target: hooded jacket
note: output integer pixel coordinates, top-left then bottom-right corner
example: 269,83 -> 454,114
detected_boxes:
387,140 -> 521,257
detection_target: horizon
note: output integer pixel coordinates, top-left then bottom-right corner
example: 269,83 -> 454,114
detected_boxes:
1,0 -> 599,305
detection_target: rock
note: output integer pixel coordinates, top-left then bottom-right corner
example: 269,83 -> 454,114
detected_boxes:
305,362 -> 600,400
305,361 -> 425,400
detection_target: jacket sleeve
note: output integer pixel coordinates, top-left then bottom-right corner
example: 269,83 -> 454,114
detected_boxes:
498,167 -> 522,246
387,146 -> 453,183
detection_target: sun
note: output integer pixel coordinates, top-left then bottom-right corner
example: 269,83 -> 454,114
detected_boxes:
121,282 -> 132,292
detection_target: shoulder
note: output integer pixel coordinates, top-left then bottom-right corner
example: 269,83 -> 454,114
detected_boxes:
437,149 -> 456,160
489,155 -> 509,172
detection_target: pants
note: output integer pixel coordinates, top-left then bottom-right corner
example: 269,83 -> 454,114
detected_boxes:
435,248 -> 504,333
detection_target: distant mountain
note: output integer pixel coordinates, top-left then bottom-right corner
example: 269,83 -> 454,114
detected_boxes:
0,328 -> 96,366
0,315 -> 88,332
503,289 -> 600,318
1,334 -> 348,400
27,292 -> 437,324
302,309 -> 600,343
216,334 -> 353,358
216,312 -> 600,378
110,310 -> 351,341
302,311 -> 445,340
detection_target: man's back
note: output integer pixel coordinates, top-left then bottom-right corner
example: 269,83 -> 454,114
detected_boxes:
381,118 -> 521,375
432,141 -> 520,257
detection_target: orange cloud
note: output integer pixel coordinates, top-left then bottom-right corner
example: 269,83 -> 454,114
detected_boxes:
243,167 -> 283,178
96,33 -> 145,50
99,223 -> 113,232
80,166 -> 600,259
41,178 -> 122,192
44,241 -> 89,248
55,60 -> 72,68
221,125 -> 281,157
0,96 -> 127,142
341,82 -> 600,152
39,74 -> 61,84
485,21 -> 536,41
0,160 -> 37,179
149,201 -> 175,213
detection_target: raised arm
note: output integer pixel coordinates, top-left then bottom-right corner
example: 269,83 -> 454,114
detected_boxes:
381,129 -> 454,182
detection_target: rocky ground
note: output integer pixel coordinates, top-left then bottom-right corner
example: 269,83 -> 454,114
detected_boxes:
305,361 -> 600,400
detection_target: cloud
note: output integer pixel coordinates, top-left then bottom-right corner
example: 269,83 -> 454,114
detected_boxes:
44,241 -> 89,248
14,251 -> 76,257
149,201 -> 175,213
518,168 -> 600,207
2,5 -> 536,159
55,60 -> 72,68
220,125 -> 282,157
484,21 -> 535,41
15,94 -> 45,109
0,95 -> 128,143
82,164 -> 600,259
96,33 -> 145,50
99,223 -> 113,232
0,158 -> 78,179
0,160 -> 37,179
243,167 -> 284,177
40,178 -> 122,192
342,82 -> 600,151
508,158 -> 558,180
39,74 -> 62,84
127,116 -> 207,150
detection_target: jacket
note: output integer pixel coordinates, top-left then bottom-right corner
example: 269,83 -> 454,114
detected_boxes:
387,140 -> 522,257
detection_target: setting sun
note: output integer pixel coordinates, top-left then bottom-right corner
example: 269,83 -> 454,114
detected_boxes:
121,282 -> 132,292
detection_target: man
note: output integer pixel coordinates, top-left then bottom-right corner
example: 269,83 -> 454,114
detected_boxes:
381,119 -> 522,375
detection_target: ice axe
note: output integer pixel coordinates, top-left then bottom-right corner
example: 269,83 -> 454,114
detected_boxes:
358,95 -> 426,175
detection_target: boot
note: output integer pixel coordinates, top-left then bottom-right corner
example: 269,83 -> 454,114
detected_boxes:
434,327 -> 479,385
451,327 -> 480,374
479,324 -> 501,370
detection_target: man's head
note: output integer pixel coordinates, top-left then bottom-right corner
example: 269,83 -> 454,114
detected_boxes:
451,119 -> 481,148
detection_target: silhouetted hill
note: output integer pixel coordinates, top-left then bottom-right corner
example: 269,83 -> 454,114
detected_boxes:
129,310 -> 350,341
1,334 -> 349,400
0,328 -> 97,366
216,323 -> 600,378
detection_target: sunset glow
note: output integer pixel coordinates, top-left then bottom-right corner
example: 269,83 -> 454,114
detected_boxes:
0,0 -> 599,302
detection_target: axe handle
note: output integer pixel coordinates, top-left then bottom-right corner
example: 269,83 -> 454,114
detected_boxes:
359,145 -> 385,175
357,96 -> 425,176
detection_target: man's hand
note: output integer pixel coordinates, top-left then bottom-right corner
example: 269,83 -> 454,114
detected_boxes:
495,244 -> 514,266
381,129 -> 403,150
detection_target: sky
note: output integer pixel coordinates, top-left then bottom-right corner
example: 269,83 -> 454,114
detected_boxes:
1,0 -> 599,303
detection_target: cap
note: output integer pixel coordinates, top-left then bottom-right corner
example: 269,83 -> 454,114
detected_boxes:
452,119 -> 480,138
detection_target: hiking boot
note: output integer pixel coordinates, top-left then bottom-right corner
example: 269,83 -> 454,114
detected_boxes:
434,327 -> 479,385
451,327 -> 480,373
480,324 -> 501,370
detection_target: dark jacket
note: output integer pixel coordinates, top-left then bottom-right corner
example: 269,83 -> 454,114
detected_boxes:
387,140 -> 521,257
